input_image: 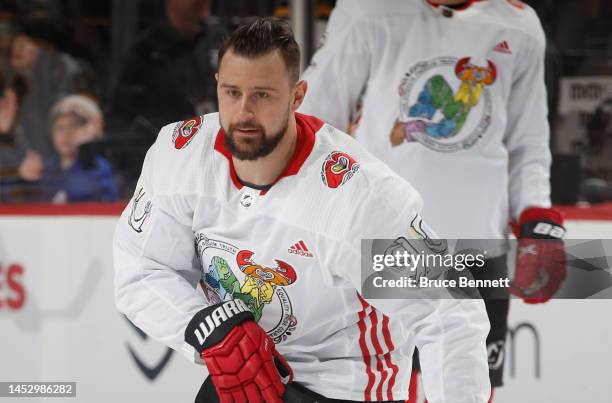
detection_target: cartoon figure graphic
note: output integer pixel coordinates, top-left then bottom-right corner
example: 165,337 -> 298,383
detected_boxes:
454,58 -> 497,108
202,251 -> 297,322
204,256 -> 240,300
203,255 -> 252,306
236,250 -> 297,322
391,57 -> 497,147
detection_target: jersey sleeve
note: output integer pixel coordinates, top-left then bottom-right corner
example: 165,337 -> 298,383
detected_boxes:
113,124 -> 208,363
410,298 -> 491,403
504,27 -> 552,220
298,0 -> 371,131
334,173 -> 491,402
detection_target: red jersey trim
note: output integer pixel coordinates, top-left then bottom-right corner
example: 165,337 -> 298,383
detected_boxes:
284,113 -> 323,177
356,292 -> 398,401
0,202 -> 127,216
368,307 -> 388,401
425,0 -> 477,12
213,129 -> 244,191
213,113 -> 322,195
381,315 -> 399,400
1,203 -> 610,221
357,294 -> 376,401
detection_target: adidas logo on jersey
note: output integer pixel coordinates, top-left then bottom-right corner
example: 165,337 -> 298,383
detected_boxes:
288,241 -> 314,258
493,40 -> 512,54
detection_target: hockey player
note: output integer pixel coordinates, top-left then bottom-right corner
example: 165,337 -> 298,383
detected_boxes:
299,1 -> 567,401
114,18 -> 490,403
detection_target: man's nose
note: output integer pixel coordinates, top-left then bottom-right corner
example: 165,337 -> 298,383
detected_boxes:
237,96 -> 256,120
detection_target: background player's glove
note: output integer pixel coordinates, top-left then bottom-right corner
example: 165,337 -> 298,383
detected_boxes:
510,207 -> 566,304
185,300 -> 292,403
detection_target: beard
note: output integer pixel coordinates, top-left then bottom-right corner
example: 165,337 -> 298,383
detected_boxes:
223,107 -> 290,161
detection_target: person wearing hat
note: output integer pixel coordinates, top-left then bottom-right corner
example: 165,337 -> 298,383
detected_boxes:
35,94 -> 118,203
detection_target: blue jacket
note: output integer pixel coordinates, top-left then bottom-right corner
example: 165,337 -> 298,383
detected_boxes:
40,155 -> 119,202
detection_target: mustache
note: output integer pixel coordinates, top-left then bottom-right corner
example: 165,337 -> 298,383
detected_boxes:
230,121 -> 264,131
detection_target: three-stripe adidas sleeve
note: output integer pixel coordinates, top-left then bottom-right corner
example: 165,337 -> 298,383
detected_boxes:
338,174 -> 491,402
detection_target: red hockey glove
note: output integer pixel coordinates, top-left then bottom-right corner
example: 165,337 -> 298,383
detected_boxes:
185,300 -> 293,403
510,207 -> 566,304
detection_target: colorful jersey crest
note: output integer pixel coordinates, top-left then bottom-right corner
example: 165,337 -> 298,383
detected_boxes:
391,57 -> 497,152
198,235 -> 299,343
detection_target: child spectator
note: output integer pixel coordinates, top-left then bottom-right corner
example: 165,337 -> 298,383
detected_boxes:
37,95 -> 119,202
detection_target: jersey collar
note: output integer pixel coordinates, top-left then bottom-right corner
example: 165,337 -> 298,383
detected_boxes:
425,0 -> 478,12
214,112 -> 323,195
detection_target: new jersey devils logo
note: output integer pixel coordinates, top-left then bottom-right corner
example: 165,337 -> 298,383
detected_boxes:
172,116 -> 202,149
321,151 -> 360,189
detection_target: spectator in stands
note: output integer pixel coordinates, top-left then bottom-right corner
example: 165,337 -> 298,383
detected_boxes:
109,0 -> 219,135
0,69 -> 37,201
0,27 -> 82,175
107,0 -> 222,197
36,95 -> 118,203
0,79 -> 18,137
0,67 -> 27,150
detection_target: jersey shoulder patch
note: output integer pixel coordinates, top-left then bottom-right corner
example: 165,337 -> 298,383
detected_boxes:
172,115 -> 204,150
321,150 -> 360,189
156,113 -> 218,153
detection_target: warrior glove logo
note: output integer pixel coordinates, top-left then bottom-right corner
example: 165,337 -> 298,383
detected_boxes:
192,299 -> 251,346
321,151 -> 360,188
173,116 -> 202,149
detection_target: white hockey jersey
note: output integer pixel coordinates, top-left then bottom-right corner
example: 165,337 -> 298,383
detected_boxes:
114,112 -> 490,402
300,0 -> 552,253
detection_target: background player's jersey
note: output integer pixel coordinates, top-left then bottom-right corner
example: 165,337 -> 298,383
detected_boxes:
114,112 -> 490,401
300,0 -> 552,254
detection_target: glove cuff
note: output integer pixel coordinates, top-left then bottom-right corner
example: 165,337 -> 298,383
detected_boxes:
513,207 -> 565,239
184,299 -> 254,353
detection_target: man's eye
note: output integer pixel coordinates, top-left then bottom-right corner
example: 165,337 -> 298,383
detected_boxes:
255,92 -> 269,99
226,89 -> 240,97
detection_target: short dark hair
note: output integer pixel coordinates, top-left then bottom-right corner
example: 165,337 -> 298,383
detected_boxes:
218,17 -> 301,84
